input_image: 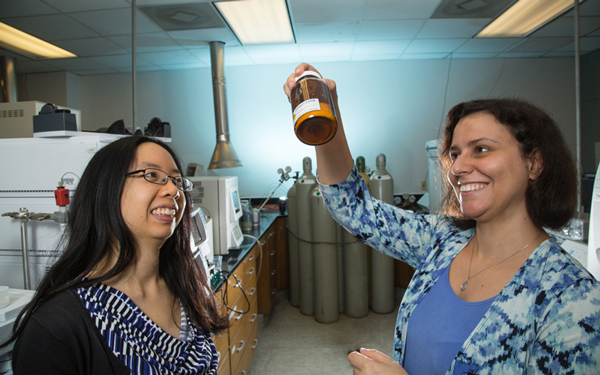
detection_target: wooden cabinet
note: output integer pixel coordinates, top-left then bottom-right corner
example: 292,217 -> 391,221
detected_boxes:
256,217 -> 290,314
216,246 -> 258,375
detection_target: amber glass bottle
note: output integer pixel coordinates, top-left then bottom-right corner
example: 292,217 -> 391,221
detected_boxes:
290,71 -> 338,145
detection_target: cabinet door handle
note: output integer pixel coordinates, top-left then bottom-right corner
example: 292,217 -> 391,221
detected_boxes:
248,254 -> 255,262
250,313 -> 258,323
236,340 -> 245,353
242,371 -> 247,375
270,269 -> 277,276
247,267 -> 256,275
251,339 -> 259,350
270,250 -> 276,256
216,351 -> 221,362
248,287 -> 256,296
235,312 -> 244,321
271,288 -> 277,295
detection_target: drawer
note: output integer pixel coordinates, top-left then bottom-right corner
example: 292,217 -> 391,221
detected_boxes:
232,323 -> 259,375
227,250 -> 258,308
217,352 -> 230,375
212,330 -> 229,366
228,275 -> 257,341
229,298 -> 258,372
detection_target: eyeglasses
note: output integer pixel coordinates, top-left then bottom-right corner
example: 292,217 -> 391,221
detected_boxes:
126,168 -> 194,192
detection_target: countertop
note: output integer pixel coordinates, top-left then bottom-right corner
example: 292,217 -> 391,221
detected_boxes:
211,210 -> 284,290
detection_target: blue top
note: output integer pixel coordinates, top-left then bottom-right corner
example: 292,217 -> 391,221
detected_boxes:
404,266 -> 495,375
320,166 -> 600,374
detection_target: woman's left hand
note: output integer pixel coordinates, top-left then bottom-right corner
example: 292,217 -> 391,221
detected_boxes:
348,348 -> 409,375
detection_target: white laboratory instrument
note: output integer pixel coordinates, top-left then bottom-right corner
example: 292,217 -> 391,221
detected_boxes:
0,288 -> 35,372
188,176 -> 243,255
587,164 -> 600,280
0,101 -> 82,139
190,207 -> 214,278
0,134 -> 125,289
426,140 -> 442,214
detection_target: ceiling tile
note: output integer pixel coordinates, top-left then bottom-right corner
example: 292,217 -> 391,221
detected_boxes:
88,53 -> 155,68
42,0 -> 130,12
507,38 -> 572,53
43,57 -> 109,70
363,0 -> 442,20
416,18 -> 490,39
53,37 -> 129,57
299,42 -> 355,58
351,54 -> 400,61
455,37 -> 522,53
530,16 -> 600,37
404,38 -> 467,54
14,59 -> 60,74
0,0 -> 59,17
496,52 -> 545,58
352,40 -> 410,57
243,44 -> 301,62
289,0 -> 366,23
136,49 -> 200,65
156,62 -> 208,70
400,53 -> 449,59
451,52 -> 499,59
563,0 -> 600,17
555,36 -> 600,52
2,14 -> 99,41
544,51 -> 575,57
108,32 -> 180,52
167,28 -> 240,48
69,8 -> 161,36
294,22 -> 360,43
115,65 -> 163,73
358,20 -> 425,40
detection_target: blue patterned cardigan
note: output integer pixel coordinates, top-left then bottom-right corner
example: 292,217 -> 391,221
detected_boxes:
320,167 -> 600,374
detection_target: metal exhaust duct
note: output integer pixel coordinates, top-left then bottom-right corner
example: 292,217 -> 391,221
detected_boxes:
0,56 -> 18,103
208,41 -> 242,169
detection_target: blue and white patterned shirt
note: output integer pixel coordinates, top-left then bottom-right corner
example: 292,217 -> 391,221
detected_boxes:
320,166 -> 600,374
77,283 -> 218,375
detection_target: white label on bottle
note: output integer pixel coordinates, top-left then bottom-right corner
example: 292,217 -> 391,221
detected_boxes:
293,98 -> 320,125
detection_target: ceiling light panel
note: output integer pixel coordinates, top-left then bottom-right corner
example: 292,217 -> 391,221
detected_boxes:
215,0 -> 294,45
0,22 -> 77,59
478,0 -> 584,37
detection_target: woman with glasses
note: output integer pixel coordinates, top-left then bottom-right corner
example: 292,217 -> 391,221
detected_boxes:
3,136 -> 228,374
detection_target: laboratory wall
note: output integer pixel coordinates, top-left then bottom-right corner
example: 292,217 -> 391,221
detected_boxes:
581,49 -> 600,173
39,58 -> 580,198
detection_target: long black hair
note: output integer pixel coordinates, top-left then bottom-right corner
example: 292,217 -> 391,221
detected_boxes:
438,98 -> 578,230
1,136 -> 228,349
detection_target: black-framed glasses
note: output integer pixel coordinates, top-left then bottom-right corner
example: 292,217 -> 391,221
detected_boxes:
126,168 -> 194,192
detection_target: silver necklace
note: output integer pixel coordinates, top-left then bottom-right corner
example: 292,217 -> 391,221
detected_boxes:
460,232 -> 543,292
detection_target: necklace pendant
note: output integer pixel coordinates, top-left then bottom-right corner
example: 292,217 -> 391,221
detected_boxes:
461,281 -> 468,291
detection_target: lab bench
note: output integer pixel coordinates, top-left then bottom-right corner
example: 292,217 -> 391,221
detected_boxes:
211,211 -> 288,375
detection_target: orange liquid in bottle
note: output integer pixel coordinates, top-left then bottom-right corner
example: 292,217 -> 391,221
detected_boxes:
291,73 -> 338,145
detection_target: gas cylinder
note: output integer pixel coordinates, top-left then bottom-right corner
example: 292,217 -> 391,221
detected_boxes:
342,226 -> 369,318
369,153 -> 395,313
287,179 -> 300,307
296,157 -> 317,315
310,185 -> 339,323
356,156 -> 370,191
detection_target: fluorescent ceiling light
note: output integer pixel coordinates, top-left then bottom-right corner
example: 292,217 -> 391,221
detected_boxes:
0,22 -> 77,59
477,0 -> 583,37
215,0 -> 294,45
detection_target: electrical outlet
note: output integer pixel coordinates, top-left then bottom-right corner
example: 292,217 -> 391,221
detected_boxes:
421,181 -> 427,191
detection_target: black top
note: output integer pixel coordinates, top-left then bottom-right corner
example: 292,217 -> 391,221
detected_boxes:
12,290 -> 130,375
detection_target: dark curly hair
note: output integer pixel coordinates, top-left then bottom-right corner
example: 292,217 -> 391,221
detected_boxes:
438,98 -> 578,230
